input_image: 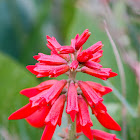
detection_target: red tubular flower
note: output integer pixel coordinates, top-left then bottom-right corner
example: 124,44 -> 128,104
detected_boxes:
81,67 -> 118,80
75,29 -> 91,50
27,64 -> 69,78
91,129 -> 120,140
33,53 -> 67,65
41,94 -> 66,140
91,102 -> 121,131
9,29 -> 120,140
66,82 -> 79,122
77,95 -> 93,140
47,36 -> 74,54
20,80 -> 58,98
30,80 -> 67,105
78,81 -> 103,106
85,81 -> 112,96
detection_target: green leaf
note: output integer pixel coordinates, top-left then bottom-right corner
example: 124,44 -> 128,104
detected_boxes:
0,52 -> 44,140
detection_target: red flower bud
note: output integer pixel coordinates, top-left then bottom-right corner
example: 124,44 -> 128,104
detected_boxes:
70,60 -> 79,71
75,29 -> 91,50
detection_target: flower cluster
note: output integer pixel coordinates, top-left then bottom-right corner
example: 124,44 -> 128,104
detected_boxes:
9,29 -> 121,140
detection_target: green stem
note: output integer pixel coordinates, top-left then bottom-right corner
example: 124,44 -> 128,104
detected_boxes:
67,114 -> 76,140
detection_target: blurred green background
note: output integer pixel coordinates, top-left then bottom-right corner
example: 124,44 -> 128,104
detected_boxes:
0,0 -> 140,140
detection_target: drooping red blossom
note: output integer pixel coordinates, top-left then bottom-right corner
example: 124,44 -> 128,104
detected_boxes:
9,29 -> 120,140
66,82 -> 79,122
91,102 -> 121,131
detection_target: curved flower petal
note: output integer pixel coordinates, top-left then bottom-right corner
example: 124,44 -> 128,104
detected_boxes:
8,103 -> 38,120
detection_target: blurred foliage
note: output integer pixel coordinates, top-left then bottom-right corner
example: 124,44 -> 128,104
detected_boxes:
0,0 -> 140,140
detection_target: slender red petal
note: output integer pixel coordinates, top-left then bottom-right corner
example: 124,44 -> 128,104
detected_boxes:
20,88 -> 40,98
26,105 -> 51,128
66,82 -> 79,122
78,81 -> 103,106
92,102 -> 121,131
92,129 -> 120,140
45,94 -> 66,126
41,123 -> 57,140
8,103 -> 38,120
95,111 -> 121,131
75,29 -> 91,50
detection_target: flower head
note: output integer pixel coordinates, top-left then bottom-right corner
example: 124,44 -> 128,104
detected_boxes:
9,29 -> 120,140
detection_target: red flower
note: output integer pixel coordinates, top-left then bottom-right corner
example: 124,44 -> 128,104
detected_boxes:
9,29 -> 120,140
66,82 -> 79,122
